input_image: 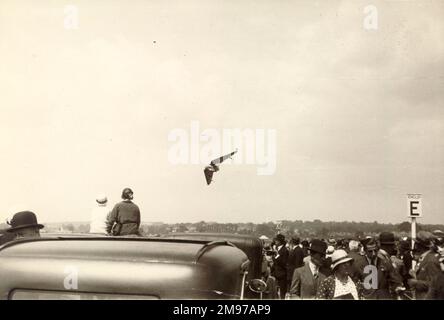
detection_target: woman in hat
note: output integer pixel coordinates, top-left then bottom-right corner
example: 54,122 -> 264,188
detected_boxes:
316,249 -> 364,300
90,194 -> 111,234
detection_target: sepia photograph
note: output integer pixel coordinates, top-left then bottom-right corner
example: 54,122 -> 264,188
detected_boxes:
0,0 -> 443,304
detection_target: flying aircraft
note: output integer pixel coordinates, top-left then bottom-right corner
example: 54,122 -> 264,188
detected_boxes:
203,149 -> 238,185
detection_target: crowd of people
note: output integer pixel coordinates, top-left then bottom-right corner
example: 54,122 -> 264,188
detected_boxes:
261,231 -> 444,300
0,187 -> 141,245
1,193 -> 444,301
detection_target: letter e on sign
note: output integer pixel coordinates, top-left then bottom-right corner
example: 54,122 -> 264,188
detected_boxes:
407,194 -> 422,218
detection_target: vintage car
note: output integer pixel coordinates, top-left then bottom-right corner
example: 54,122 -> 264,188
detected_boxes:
0,235 -> 265,300
164,233 -> 264,279
163,233 -> 266,299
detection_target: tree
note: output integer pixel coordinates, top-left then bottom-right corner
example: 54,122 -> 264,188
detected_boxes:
77,224 -> 90,233
255,224 -> 274,238
397,222 -> 411,232
63,223 -> 74,232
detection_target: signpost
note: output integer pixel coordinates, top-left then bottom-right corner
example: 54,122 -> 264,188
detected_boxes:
407,193 -> 422,250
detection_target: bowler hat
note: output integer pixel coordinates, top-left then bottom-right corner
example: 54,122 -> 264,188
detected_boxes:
309,239 -> 327,255
7,211 -> 44,232
96,193 -> 108,204
379,232 -> 396,245
274,234 -> 286,244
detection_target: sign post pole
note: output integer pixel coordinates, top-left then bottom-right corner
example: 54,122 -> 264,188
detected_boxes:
407,193 -> 422,259
411,216 -> 416,251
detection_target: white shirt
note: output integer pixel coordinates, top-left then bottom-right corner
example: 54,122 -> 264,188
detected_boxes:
308,260 -> 319,278
275,245 -> 284,258
90,204 -> 110,234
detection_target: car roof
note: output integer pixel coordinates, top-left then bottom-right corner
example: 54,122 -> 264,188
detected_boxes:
0,237 -> 250,299
164,233 -> 264,277
0,236 -> 237,264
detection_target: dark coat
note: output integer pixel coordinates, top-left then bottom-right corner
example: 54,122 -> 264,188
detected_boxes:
426,272 -> 444,300
106,200 -> 141,236
348,251 -> 366,283
287,246 -> 304,282
414,251 -> 441,300
290,263 -> 327,299
0,230 -> 15,246
272,245 -> 289,298
272,246 -> 289,280
353,251 -> 403,299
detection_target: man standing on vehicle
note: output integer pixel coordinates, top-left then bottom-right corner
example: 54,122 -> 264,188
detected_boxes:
106,188 -> 141,236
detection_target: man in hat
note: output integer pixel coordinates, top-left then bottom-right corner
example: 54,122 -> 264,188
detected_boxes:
5,211 -> 44,240
398,239 -> 414,288
379,232 -> 398,260
354,238 -> 404,299
289,239 -> 328,299
379,232 -> 406,276
301,240 -> 310,257
432,230 -> 444,256
90,194 -> 111,234
106,188 -> 141,236
348,239 -> 366,283
271,234 -> 288,299
426,255 -> 444,300
409,231 -> 441,299
287,237 -> 304,290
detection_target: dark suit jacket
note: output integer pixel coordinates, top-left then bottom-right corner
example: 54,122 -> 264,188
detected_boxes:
354,251 -> 403,299
272,246 -> 289,280
0,231 -> 15,246
290,263 -> 326,299
287,247 -> 304,281
426,272 -> 444,300
414,251 -> 441,299
348,251 -> 366,282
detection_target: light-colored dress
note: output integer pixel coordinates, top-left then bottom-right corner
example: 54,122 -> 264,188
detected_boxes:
90,204 -> 110,234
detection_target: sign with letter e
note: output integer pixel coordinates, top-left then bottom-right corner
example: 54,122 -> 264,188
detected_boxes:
407,194 -> 422,218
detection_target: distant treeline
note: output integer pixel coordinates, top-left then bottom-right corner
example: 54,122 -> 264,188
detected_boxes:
2,220 -> 443,239
139,220 -> 444,239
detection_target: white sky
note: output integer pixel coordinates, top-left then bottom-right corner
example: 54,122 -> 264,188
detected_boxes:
1,0 -> 443,224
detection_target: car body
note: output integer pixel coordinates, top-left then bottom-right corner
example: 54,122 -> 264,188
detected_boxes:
164,233 -> 264,279
163,233 -> 266,299
0,235 -> 250,300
